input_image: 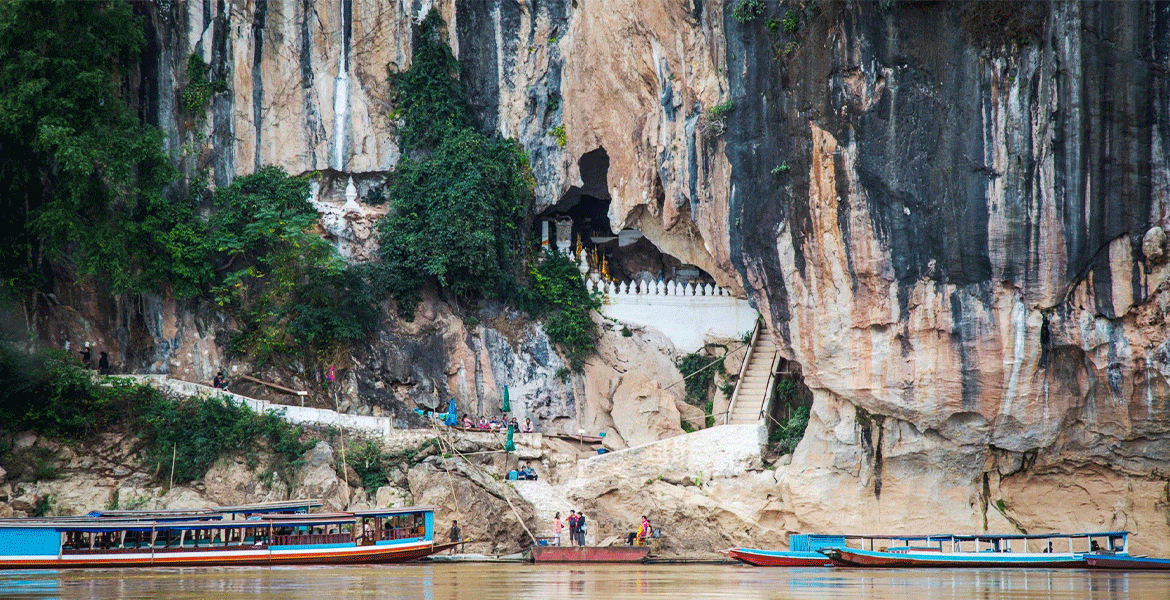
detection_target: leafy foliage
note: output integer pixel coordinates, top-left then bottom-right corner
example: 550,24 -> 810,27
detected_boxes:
549,124 -> 567,147
769,404 -> 810,455
378,12 -> 532,318
180,53 -> 227,117
388,12 -> 472,152
676,348 -> 726,406
702,100 -> 735,136
376,129 -> 531,317
520,252 -> 602,371
0,347 -> 116,439
0,347 -> 312,485
205,166 -> 379,362
136,391 -> 311,484
731,0 -> 766,23
782,10 -> 800,33
343,438 -> 438,490
0,0 -> 176,295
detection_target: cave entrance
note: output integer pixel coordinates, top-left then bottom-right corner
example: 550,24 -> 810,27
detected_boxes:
535,147 -> 716,287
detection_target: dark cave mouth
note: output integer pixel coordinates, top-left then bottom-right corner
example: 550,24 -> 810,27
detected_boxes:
535,147 -> 715,286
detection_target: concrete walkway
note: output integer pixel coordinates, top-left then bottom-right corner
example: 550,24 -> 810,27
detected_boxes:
112,374 -> 543,454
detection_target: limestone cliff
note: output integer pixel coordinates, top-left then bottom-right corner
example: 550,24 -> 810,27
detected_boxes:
30,0 -> 1169,551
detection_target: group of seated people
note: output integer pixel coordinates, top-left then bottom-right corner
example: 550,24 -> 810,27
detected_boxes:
517,461 -> 538,480
460,414 -> 536,433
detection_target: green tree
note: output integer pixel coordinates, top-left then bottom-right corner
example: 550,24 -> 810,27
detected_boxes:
388,12 -> 472,153
0,0 -> 177,294
377,13 -> 532,318
205,166 -> 378,363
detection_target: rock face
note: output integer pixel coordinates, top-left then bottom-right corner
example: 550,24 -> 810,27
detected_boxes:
717,2 -> 1170,553
16,0 -> 1170,552
408,455 -> 538,554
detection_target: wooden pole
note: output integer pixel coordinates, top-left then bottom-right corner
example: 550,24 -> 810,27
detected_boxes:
335,387 -> 349,509
169,443 -> 176,490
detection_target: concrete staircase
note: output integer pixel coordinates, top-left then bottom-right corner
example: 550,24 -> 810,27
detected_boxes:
724,322 -> 780,425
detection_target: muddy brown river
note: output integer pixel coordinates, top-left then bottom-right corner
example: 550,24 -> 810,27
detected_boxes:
1,563 -> 1167,599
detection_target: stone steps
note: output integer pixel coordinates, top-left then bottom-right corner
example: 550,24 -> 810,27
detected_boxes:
725,325 -> 779,426
509,479 -> 575,540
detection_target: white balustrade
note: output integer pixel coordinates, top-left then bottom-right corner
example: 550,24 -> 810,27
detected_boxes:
591,275 -> 749,300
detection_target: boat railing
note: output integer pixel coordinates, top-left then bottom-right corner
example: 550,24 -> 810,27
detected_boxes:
379,526 -> 426,541
273,532 -> 353,546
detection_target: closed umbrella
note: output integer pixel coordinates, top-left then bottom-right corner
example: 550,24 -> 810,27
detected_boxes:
505,423 -> 516,452
502,385 -> 511,413
445,398 -> 457,427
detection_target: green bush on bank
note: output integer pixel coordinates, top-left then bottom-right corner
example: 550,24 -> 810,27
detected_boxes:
0,348 -> 311,485
343,438 -> 439,490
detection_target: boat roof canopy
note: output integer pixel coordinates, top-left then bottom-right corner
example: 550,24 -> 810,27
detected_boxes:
835,531 -> 1129,541
351,506 -> 436,518
90,499 -> 323,519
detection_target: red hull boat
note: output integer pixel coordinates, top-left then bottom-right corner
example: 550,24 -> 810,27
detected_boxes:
530,545 -> 650,563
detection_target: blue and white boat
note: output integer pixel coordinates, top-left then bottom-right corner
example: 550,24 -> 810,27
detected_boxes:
819,531 -> 1130,568
0,500 -> 452,569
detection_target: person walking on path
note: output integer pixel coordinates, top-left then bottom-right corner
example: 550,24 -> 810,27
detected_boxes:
448,519 -> 461,554
552,512 -> 564,546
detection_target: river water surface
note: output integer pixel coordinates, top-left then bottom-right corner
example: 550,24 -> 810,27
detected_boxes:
1,563 -> 1167,599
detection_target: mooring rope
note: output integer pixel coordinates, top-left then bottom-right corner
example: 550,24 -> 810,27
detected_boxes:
428,420 -> 538,550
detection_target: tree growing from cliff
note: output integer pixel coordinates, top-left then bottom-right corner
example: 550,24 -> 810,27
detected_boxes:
0,0 -> 182,295
205,166 -> 379,364
520,251 -> 602,372
376,12 -> 533,318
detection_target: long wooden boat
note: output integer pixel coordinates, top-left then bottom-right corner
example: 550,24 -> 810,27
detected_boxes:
819,531 -> 1130,568
1085,554 -> 1170,570
0,502 -> 453,569
726,548 -> 832,567
530,545 -> 649,563
726,534 -> 840,566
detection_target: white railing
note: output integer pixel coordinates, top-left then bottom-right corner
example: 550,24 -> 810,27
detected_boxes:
586,278 -> 733,298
